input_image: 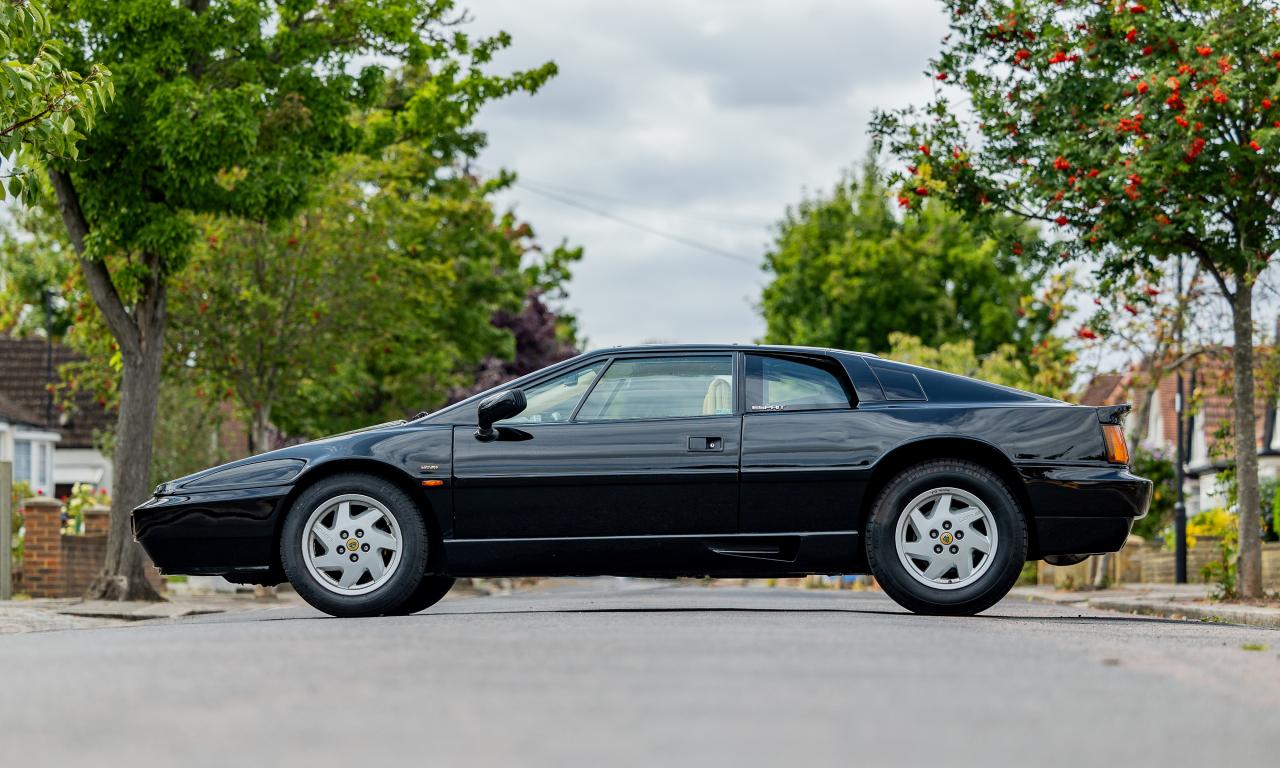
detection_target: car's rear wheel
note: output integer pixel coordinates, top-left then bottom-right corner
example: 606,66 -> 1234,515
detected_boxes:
281,474 -> 429,618
866,459 -> 1027,616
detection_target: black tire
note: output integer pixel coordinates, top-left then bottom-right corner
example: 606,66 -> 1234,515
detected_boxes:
281,473 -> 429,618
866,459 -> 1027,616
388,575 -> 456,616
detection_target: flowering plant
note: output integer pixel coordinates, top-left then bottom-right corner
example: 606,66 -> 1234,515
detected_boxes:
62,483 -> 110,536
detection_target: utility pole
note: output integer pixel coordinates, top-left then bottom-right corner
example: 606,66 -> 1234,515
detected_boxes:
1,460 -> 12,600
1174,255 -> 1187,584
42,288 -> 54,427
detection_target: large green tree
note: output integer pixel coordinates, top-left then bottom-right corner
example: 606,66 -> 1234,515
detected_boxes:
168,151 -> 580,448
872,0 -> 1280,598
761,160 -> 1049,360
41,0 -> 554,600
0,0 -> 110,203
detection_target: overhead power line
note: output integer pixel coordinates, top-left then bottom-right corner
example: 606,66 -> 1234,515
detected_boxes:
508,180 -> 759,266
515,176 -> 769,229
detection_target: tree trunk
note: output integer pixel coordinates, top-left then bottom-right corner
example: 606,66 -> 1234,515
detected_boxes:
251,403 -> 272,455
96,336 -> 166,601
49,168 -> 164,602
1230,286 -> 1263,599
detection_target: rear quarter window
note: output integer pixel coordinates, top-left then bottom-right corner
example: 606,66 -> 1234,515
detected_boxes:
870,365 -> 927,401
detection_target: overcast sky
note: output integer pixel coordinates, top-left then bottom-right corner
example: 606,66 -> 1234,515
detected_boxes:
467,0 -> 950,349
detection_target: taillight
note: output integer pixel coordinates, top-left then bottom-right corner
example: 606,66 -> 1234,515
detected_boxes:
1102,423 -> 1130,464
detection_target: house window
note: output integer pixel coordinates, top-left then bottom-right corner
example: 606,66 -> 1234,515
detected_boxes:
39,443 -> 52,489
1144,390 -> 1163,450
1189,412 -> 1207,467
13,440 -> 32,484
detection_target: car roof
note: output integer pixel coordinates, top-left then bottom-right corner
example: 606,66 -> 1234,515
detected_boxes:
418,342 -> 1057,424
582,343 -> 879,358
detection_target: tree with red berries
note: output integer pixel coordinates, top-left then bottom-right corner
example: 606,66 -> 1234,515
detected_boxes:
872,0 -> 1280,598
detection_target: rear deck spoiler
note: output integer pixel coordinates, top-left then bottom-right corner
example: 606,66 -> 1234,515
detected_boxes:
1095,404 -> 1132,425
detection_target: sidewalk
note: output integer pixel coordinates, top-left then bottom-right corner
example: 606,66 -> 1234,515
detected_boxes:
1010,583 -> 1280,629
0,577 -> 557,634
0,591 -> 299,634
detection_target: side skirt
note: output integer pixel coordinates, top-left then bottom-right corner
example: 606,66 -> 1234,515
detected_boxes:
441,531 -> 865,578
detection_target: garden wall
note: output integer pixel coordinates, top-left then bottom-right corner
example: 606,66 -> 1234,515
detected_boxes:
15,497 -> 162,598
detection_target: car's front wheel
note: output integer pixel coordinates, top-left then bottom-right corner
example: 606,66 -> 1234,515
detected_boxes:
281,474 -> 430,618
866,459 -> 1027,616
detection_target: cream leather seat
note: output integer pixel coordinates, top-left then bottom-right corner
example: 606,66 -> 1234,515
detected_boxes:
702,377 -> 731,415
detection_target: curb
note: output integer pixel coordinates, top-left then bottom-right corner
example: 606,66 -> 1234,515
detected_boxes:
1087,598 -> 1280,629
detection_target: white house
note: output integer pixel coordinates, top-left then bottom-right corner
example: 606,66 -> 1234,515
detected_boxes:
1079,360 -> 1280,516
0,393 -> 60,496
0,336 -> 113,497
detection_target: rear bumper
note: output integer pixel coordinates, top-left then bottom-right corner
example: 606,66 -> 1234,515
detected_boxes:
1018,464 -> 1152,557
132,484 -> 291,576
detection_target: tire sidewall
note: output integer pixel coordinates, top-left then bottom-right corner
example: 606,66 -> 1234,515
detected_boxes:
281,474 -> 429,618
868,461 -> 1026,615
389,575 -> 456,616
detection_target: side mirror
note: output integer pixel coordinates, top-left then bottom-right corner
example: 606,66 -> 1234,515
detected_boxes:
475,389 -> 527,441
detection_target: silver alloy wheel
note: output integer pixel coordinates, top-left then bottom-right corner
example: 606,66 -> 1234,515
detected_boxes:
894,486 -> 998,591
301,493 -> 403,596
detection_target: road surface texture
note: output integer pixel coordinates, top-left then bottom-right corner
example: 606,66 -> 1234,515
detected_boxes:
3,580 -> 1278,767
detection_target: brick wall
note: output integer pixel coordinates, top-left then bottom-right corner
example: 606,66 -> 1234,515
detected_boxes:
17,499 -> 164,598
1263,542 -> 1280,591
1141,539 -> 1229,584
62,535 -> 107,596
1037,538 -> 1280,589
20,497 -> 65,598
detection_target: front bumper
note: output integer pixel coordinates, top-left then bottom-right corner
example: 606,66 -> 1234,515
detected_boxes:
1018,464 -> 1153,557
133,484 -> 292,575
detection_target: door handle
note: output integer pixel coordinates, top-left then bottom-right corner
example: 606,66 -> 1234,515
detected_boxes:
688,436 -> 724,452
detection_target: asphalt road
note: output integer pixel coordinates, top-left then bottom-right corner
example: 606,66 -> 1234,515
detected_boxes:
4,581 -> 1278,767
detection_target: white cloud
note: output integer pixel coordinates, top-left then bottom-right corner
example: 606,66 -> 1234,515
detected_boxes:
468,0 -> 949,348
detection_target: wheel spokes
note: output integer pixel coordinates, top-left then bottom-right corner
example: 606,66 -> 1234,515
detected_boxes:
901,539 -> 936,561
337,563 -> 364,589
362,528 -> 397,553
966,531 -> 992,555
311,523 -> 339,551
932,493 -> 953,518
302,494 -> 403,595
908,508 -> 931,537
895,486 -> 998,589
923,556 -> 953,580
334,501 -> 355,532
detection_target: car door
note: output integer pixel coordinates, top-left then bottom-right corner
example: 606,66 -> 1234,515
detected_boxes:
452,353 -> 741,539
739,352 -> 861,533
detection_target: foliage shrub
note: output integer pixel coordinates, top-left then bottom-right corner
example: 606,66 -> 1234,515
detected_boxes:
8,480 -> 32,564
1164,508 -> 1235,551
1129,448 -> 1174,541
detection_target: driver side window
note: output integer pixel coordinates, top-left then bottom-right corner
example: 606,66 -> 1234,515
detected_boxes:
575,355 -> 734,422
499,361 -> 607,425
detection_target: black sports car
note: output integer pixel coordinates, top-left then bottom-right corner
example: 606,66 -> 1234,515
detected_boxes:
134,345 -> 1151,617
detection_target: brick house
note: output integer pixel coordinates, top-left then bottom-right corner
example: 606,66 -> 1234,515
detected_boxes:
1077,357 -> 1280,515
0,336 -> 114,496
